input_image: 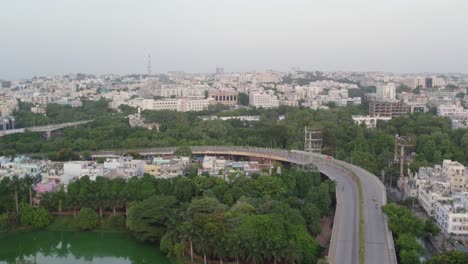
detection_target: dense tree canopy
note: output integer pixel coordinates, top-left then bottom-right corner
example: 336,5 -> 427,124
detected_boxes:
36,169 -> 332,263
2,101 -> 467,187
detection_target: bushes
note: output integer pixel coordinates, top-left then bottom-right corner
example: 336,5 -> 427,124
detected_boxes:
383,203 -> 441,264
0,213 -> 8,232
19,203 -> 51,229
75,208 -> 99,231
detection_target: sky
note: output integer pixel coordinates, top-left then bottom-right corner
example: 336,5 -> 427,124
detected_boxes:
1,0 -> 468,79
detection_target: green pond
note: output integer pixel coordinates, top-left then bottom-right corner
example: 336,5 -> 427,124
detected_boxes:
0,231 -> 171,264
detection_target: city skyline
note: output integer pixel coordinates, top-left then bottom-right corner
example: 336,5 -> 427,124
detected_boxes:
1,0 -> 468,79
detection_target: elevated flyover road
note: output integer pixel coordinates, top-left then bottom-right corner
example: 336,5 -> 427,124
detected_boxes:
91,146 -> 397,264
0,120 -> 93,137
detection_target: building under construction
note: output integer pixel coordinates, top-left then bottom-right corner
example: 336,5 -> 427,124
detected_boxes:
369,102 -> 409,118
304,127 -> 322,153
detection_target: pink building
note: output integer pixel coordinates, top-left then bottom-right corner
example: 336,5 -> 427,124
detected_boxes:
35,181 -> 57,193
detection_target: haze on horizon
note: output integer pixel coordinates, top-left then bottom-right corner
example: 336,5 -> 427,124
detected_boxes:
1,0 -> 468,80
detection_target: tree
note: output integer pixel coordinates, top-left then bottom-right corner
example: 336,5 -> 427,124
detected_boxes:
75,207 -> 99,231
400,250 -> 421,264
174,146 -> 192,157
127,195 -> 177,242
427,250 -> 468,264
396,234 -> 424,254
173,177 -> 196,203
237,92 -> 249,106
19,203 -> 51,228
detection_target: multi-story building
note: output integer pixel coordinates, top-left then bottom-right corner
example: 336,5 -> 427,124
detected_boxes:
103,156 -> 145,178
249,90 -> 279,108
437,105 -> 468,117
434,193 -> 468,235
351,115 -> 392,128
128,97 -> 215,112
376,83 -> 396,101
437,105 -> 468,129
433,77 -> 446,87
151,158 -> 188,178
369,102 -> 409,117
425,78 -> 433,89
412,77 -> 425,89
418,181 -> 452,217
208,90 -> 238,107
442,160 -> 467,192
63,161 -> 103,181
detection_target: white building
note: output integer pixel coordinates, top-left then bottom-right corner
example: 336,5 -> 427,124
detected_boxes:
127,97 -> 214,112
437,105 -> 468,130
103,156 -> 145,178
376,83 -> 396,101
418,181 -> 451,217
442,160 -> 467,192
352,115 -> 392,128
249,90 -> 279,108
437,105 -> 468,117
434,193 -> 468,235
63,161 -> 103,182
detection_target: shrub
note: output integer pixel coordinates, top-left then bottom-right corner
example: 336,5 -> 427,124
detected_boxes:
19,203 -> 51,229
0,213 -> 8,232
75,208 -> 99,231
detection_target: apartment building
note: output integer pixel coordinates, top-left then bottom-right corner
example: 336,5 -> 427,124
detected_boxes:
418,181 -> 452,216
434,193 -> 468,235
63,161 -> 103,181
249,90 -> 279,108
376,83 -> 396,101
443,160 -> 467,192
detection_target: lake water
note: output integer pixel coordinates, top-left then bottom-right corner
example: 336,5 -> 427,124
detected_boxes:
0,231 -> 171,264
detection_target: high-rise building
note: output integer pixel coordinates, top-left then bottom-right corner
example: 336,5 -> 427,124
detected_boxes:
413,77 -> 444,89
412,77 -> 425,89
216,67 -> 224,75
432,77 -> 446,87
376,83 -> 396,101
425,78 -> 433,89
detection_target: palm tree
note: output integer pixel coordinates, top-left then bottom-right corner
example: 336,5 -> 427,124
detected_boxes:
11,176 -> 20,220
24,176 -> 35,206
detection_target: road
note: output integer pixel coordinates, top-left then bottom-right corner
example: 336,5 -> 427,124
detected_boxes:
318,164 -> 360,264
0,120 -> 93,137
91,146 -> 397,264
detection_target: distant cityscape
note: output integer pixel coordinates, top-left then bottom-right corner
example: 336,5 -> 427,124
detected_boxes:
1,69 -> 467,132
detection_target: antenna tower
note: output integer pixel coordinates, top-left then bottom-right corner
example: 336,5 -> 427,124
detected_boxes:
147,54 -> 152,76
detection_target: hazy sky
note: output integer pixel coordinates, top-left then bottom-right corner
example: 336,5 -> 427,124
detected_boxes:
1,0 -> 468,79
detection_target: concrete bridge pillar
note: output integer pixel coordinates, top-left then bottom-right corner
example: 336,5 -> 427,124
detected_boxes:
44,131 -> 51,140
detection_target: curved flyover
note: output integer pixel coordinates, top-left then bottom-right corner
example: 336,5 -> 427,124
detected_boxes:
92,146 -> 397,264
